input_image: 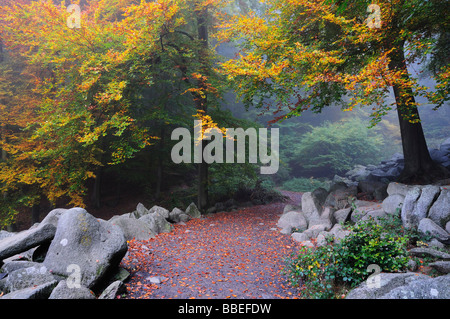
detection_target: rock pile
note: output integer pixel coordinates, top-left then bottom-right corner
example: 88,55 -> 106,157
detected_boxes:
280,177 -> 450,248
0,202 -> 201,299
346,272 -> 450,299
0,207 -> 127,299
108,202 -> 200,241
384,182 -> 450,245
278,178 -> 450,299
278,181 -> 389,247
344,137 -> 450,183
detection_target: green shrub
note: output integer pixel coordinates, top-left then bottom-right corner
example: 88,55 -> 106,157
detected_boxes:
289,118 -> 383,177
208,162 -> 257,202
284,245 -> 338,299
335,217 -> 409,286
284,216 -> 410,299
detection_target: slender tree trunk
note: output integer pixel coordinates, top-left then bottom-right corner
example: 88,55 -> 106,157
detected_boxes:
156,126 -> 165,200
31,203 -> 40,225
389,45 -> 449,183
197,151 -> 208,209
91,136 -> 106,208
91,166 -> 103,209
0,37 -> 4,63
196,6 -> 209,211
1,128 -> 15,231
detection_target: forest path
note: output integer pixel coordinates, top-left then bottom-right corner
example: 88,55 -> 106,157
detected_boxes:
119,191 -> 304,299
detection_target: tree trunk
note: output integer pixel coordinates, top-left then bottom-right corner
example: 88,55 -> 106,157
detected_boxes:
196,5 -> 210,211
197,152 -> 208,210
31,203 -> 40,225
1,129 -> 15,231
91,136 -> 105,208
156,126 -> 165,200
389,45 -> 449,184
0,37 -> 4,63
91,166 -> 103,209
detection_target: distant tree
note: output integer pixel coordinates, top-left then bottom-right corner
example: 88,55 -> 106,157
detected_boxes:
290,118 -> 383,177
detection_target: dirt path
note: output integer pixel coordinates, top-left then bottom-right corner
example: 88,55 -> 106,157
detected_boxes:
119,191 -> 304,299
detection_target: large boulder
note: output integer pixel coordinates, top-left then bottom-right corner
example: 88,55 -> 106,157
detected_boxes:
0,265 -> 57,293
401,186 -> 422,229
136,214 -> 159,234
408,247 -> 450,260
0,281 -> 57,299
429,261 -> 450,275
428,189 -> 450,228
277,211 -> 307,234
345,272 -> 431,299
361,209 -> 388,224
380,274 -> 450,299
312,187 -> 330,204
0,260 -> 41,274
417,218 -> 450,244
185,202 -> 201,219
333,207 -> 352,224
301,188 -> 328,224
307,206 -> 334,230
283,204 -> 302,214
98,280 -> 126,299
328,181 -> 348,193
324,185 -> 357,210
387,182 -> 414,197
358,180 -> 388,201
40,208 -> 69,227
381,194 -> 404,215
133,203 -> 150,219
43,208 -> 127,289
368,168 -> 400,182
439,137 -> 450,153
0,230 -> 14,241
0,223 -> 56,261
110,215 -> 156,241
148,205 -> 170,220
430,149 -> 449,164
48,280 -> 96,299
168,208 -> 190,223
345,165 -> 371,182
350,200 -> 383,223
300,192 -> 319,222
139,212 -> 173,234
348,271 -> 450,299
291,232 -> 310,243
413,185 -> 441,222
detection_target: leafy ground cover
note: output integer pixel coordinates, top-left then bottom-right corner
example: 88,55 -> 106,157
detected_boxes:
119,191 -> 304,299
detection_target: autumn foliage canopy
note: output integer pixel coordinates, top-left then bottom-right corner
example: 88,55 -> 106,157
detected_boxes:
0,0 -> 226,225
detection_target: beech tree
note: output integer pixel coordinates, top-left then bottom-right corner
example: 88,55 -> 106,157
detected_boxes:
0,0 -> 227,223
216,0 -> 450,183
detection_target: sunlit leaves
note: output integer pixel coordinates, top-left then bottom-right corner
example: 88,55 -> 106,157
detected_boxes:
0,0 -> 229,214
0,0 -> 183,208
